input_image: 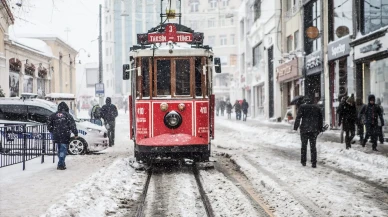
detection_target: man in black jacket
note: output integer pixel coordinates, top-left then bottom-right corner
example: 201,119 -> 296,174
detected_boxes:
359,94 -> 384,151
47,102 -> 78,170
101,97 -> 118,146
294,97 -> 323,168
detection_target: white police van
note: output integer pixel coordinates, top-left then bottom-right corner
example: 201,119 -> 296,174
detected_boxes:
0,96 -> 109,155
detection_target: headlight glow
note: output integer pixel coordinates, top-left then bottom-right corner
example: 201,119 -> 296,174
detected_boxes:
164,111 -> 182,129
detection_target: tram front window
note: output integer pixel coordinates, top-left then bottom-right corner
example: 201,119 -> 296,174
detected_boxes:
157,59 -> 171,95
176,59 -> 190,95
142,58 -> 150,97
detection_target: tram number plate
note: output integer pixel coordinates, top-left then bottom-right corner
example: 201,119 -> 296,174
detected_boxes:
200,107 -> 207,114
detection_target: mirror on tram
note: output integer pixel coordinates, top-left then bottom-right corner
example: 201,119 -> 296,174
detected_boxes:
214,57 -> 222,73
123,64 -> 130,80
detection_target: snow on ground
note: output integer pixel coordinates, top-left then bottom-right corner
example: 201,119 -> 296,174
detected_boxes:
144,166 -> 206,217
213,116 -> 388,216
2,109 -> 388,217
199,169 -> 262,217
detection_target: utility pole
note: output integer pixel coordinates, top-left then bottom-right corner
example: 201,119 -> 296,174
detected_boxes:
99,4 -> 104,106
64,27 -> 71,41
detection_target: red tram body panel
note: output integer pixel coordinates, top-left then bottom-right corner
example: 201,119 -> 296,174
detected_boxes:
123,20 -> 221,162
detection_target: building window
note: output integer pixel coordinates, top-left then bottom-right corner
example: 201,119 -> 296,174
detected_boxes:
329,0 -> 352,41
304,0 -> 321,55
191,20 -> 198,29
208,18 -> 216,28
287,35 -> 293,52
240,20 -> 244,41
241,53 -> 245,74
210,0 -> 217,8
105,48 -> 108,56
362,0 -> 388,34
190,2 -> 199,12
105,16 -> 108,24
110,31 -> 112,39
230,54 -> 237,66
222,0 -> 229,7
230,34 -> 235,45
254,0 -> 262,21
294,30 -> 299,50
105,32 -> 108,40
208,36 -> 215,46
252,43 -> 263,67
220,16 -> 226,26
220,35 -> 227,46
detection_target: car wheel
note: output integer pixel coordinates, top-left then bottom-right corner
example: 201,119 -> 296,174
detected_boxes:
68,137 -> 88,155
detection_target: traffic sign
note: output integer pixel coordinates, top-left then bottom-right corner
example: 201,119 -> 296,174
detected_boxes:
95,83 -> 105,97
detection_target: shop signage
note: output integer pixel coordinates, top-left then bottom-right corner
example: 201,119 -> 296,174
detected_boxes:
354,35 -> 388,60
360,40 -> 382,53
305,50 -> 322,76
328,36 -> 351,61
276,58 -> 298,82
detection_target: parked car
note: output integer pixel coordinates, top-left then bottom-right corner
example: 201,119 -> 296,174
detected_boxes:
0,97 -> 109,155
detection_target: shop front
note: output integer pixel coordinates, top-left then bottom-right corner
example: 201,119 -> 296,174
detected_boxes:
305,50 -> 322,104
352,30 -> 388,108
276,58 -> 301,120
328,35 -> 352,127
352,30 -> 388,135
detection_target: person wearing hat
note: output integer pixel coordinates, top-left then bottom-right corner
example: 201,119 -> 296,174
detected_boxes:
359,94 -> 384,151
294,97 -> 323,168
47,102 -> 78,170
338,94 -> 357,149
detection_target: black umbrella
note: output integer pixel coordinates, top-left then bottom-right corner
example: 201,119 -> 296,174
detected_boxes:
290,95 -> 305,105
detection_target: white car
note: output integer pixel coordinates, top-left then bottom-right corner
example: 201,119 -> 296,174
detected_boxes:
0,97 -> 109,155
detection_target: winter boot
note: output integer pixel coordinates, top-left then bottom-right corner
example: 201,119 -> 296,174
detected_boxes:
312,164 -> 317,168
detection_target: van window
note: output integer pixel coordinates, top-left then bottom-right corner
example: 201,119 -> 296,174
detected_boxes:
28,106 -> 53,123
0,105 -> 28,121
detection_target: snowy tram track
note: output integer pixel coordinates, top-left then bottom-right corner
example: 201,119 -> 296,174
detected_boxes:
134,162 -> 211,217
213,156 -> 274,217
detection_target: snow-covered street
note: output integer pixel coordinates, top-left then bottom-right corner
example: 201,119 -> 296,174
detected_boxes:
1,111 -> 388,217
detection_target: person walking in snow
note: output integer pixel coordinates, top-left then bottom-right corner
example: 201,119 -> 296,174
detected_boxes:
233,100 -> 242,120
47,102 -> 78,170
226,100 -> 232,119
294,97 -> 323,168
101,97 -> 118,147
338,95 -> 357,149
336,95 -> 348,144
356,98 -> 366,144
216,99 -> 220,116
376,98 -> 385,144
242,99 -> 249,121
360,94 -> 384,151
220,100 -> 226,116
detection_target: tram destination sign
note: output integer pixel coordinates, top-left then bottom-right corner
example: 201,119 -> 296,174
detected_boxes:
147,24 -> 193,43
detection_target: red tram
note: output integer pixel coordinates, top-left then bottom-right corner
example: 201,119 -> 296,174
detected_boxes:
123,21 -> 221,162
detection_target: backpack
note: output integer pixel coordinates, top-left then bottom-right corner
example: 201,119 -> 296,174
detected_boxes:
92,105 -> 102,119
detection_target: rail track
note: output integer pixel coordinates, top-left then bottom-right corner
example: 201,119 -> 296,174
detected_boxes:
134,162 -> 214,217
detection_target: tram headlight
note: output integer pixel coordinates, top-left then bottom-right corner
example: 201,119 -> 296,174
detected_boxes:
178,103 -> 185,111
164,111 -> 182,129
160,102 -> 169,112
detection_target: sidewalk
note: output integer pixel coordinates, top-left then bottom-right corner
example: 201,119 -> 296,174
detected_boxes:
222,114 -> 388,155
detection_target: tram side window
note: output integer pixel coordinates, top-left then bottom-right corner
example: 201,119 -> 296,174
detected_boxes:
176,59 -> 191,95
142,58 -> 150,97
195,57 -> 202,96
157,60 -> 171,95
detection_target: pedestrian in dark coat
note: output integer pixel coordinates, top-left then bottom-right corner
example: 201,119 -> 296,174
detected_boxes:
294,97 -> 323,168
47,102 -> 78,170
376,98 -> 385,144
356,98 -> 366,143
242,99 -> 249,121
337,96 -> 348,143
233,100 -> 242,120
220,100 -> 226,116
216,100 -> 220,116
101,97 -> 119,146
360,94 -> 384,151
226,101 -> 232,119
338,95 -> 357,149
